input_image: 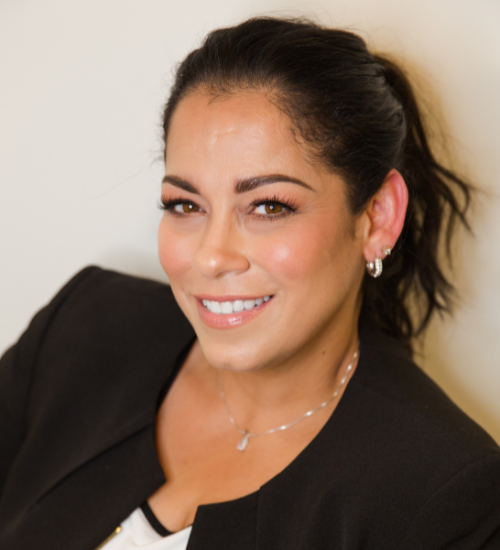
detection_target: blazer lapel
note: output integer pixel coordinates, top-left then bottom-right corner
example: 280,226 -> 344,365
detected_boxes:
187,493 -> 258,550
0,305 -> 195,550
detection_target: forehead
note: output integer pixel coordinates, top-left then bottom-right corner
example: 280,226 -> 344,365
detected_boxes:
164,90 -> 319,181
166,89 -> 294,147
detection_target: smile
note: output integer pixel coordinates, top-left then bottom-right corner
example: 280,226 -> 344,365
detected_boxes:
202,296 -> 271,315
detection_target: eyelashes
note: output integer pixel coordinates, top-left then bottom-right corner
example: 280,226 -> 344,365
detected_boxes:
158,195 -> 298,219
158,197 -> 200,214
250,195 -> 298,216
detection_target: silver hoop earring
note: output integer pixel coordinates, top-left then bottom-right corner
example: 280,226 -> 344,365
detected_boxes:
366,257 -> 383,278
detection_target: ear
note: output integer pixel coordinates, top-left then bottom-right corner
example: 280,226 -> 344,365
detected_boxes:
362,169 -> 408,262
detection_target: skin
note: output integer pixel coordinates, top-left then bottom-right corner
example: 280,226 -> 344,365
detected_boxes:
150,90 -> 408,531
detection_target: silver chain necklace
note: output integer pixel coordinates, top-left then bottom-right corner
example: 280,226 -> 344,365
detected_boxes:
218,346 -> 359,451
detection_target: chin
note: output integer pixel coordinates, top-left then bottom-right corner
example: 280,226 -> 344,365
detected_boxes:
197,338 -> 264,372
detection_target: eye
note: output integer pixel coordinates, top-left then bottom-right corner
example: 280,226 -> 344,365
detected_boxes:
174,202 -> 201,214
254,202 -> 284,215
159,197 -> 202,215
250,196 -> 297,219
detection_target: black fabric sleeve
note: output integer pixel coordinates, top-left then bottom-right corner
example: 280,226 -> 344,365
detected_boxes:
397,453 -> 500,550
0,266 -> 99,496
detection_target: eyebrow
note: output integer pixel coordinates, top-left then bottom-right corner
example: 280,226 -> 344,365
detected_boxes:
162,175 -> 199,194
235,174 -> 313,193
161,174 -> 313,194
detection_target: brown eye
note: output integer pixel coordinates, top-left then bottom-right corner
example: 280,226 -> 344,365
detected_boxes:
264,203 -> 283,214
253,200 -> 293,218
182,203 -> 200,213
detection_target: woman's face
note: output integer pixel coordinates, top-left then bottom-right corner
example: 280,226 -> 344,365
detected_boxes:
159,90 -> 367,372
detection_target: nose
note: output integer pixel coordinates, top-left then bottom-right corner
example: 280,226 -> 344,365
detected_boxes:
191,218 -> 250,278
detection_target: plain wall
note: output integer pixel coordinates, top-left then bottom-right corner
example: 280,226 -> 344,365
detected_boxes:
1,0 -> 499,442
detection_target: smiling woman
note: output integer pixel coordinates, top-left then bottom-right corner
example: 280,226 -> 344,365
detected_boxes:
1,17 -> 499,550
158,91 -> 368,372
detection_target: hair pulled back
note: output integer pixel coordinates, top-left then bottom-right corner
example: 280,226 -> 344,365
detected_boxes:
162,17 -> 472,353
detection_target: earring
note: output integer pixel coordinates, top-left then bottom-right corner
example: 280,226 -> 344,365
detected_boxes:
366,257 -> 383,278
366,245 -> 393,278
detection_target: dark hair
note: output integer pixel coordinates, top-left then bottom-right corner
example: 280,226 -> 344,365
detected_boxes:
162,17 -> 472,353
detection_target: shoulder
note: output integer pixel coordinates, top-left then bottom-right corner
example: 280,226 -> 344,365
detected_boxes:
39,265 -> 193,345
52,265 -> 183,320
0,267 -> 193,546
258,328 -> 500,547
341,325 -> 500,545
21,266 -> 195,424
293,325 -> 500,547
353,324 -> 499,460
36,262 -> 195,353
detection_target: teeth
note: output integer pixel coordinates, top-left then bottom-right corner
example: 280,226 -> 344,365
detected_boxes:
202,296 -> 271,315
210,301 -> 221,314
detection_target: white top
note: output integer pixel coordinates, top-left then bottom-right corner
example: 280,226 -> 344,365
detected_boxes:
101,507 -> 192,550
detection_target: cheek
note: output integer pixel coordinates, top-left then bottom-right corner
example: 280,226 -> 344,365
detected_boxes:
255,219 -> 350,289
260,237 -> 305,281
157,219 -> 193,281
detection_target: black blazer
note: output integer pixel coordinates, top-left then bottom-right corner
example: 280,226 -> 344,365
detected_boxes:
1,266 -> 499,550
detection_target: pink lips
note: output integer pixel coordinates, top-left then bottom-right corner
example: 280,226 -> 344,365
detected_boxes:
195,296 -> 273,329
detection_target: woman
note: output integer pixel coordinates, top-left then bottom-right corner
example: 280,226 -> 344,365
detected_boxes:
1,16 -> 499,550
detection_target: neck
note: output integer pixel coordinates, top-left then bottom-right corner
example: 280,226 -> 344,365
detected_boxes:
215,310 -> 361,433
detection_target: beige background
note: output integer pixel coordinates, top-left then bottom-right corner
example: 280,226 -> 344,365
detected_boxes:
1,0 -> 499,442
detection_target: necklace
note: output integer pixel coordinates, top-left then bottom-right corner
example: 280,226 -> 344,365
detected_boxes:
218,346 -> 359,451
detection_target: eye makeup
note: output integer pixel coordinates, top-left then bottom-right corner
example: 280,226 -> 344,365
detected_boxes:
249,195 -> 298,220
158,197 -> 203,215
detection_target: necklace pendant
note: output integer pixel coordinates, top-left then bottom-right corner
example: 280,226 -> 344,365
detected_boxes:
237,432 -> 250,451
